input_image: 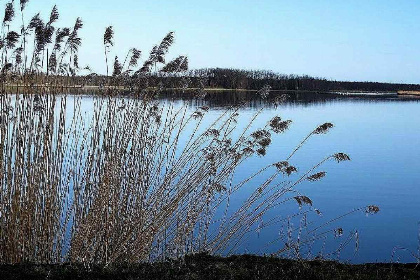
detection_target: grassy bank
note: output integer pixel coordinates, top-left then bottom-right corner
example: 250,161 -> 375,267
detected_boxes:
0,254 -> 419,280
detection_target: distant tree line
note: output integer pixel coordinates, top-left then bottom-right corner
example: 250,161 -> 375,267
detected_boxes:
75,68 -> 420,92
184,68 -> 420,92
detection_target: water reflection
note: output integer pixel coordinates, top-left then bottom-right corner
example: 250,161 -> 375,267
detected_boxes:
159,90 -> 420,109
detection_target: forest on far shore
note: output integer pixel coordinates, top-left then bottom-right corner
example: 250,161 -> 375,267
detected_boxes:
75,68 -> 420,92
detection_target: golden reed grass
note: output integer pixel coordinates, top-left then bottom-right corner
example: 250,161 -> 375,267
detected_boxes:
0,1 -> 380,265
0,90 -> 379,264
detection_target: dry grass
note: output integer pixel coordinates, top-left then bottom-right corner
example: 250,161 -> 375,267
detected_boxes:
0,1 -> 381,266
0,90 -> 380,265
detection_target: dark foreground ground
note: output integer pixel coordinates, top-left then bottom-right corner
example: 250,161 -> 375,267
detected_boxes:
0,254 -> 419,280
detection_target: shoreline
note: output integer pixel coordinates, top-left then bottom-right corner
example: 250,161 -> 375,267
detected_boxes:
4,85 -> 420,99
1,254 -> 418,279
397,90 -> 420,96
0,84 -> 400,93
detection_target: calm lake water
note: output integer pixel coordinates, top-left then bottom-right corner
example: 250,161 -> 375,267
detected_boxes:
184,92 -> 420,264
68,91 -> 420,263
171,91 -> 420,263
9,91 -> 420,263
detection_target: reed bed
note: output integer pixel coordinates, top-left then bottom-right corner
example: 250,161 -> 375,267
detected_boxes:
0,91 -> 379,264
0,1 -> 380,266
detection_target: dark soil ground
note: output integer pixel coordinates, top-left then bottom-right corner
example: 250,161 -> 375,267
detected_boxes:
0,254 -> 419,280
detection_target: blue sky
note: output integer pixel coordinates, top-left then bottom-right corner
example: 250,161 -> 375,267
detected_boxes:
18,0 -> 420,83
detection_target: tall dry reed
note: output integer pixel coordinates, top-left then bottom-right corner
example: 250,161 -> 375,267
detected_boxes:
0,1 -> 380,265
0,91 -> 379,264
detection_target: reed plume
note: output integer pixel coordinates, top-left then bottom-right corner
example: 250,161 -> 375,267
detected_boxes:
104,26 -> 114,77
20,0 -> 30,11
3,2 -> 15,26
129,48 -> 141,68
112,56 -> 122,76
19,0 -> 30,73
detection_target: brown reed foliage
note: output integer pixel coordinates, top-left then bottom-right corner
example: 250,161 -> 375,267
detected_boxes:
0,1 -> 380,266
0,90 -> 380,264
0,1 -> 194,93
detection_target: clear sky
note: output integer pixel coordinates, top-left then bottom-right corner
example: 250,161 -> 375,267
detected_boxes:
17,0 -> 420,83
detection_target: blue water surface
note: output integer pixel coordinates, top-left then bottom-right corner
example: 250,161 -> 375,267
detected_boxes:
61,92 -> 420,263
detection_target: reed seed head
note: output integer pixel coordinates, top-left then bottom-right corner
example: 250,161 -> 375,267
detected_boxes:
284,166 -> 298,176
334,228 -> 344,237
307,171 -> 326,182
333,153 -> 351,163
270,116 -> 292,133
294,196 -> 313,207
313,123 -> 334,134
251,129 -> 271,140
274,161 -> 289,170
365,205 -> 380,214
256,147 -> 266,156
104,26 -> 114,46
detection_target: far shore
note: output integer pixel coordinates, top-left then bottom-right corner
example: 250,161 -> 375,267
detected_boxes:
0,84 -> 395,93
397,90 -> 420,96
5,84 -> 420,98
